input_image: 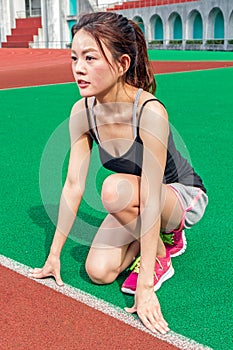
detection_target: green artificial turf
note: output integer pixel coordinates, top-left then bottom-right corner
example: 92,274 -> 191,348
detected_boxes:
1,68 -> 233,349
148,49 -> 233,61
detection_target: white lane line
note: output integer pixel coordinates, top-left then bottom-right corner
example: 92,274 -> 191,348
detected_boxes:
0,81 -> 75,91
0,254 -> 212,350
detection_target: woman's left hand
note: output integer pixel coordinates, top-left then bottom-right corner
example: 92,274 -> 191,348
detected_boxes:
125,288 -> 170,335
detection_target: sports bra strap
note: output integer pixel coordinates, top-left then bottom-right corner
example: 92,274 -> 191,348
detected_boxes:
132,88 -> 143,138
85,97 -> 91,129
85,97 -> 98,142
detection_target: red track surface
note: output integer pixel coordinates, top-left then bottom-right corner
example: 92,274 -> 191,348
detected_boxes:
150,60 -> 233,74
0,265 -> 178,350
1,48 -> 233,89
0,49 -> 73,89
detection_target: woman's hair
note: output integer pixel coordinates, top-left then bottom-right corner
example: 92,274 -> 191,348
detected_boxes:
72,12 -> 156,94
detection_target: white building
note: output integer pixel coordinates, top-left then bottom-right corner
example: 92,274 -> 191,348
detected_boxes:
0,0 -> 94,48
0,0 -> 232,50
114,0 -> 233,51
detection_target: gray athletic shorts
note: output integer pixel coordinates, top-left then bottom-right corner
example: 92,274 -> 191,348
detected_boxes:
168,183 -> 208,230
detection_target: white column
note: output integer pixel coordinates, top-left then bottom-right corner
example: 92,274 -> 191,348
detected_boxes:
0,0 -> 12,45
41,0 -> 59,48
12,0 -> 25,19
38,0 -> 70,48
224,7 -> 228,50
202,10 -> 209,47
59,0 -> 70,48
40,0 -> 48,47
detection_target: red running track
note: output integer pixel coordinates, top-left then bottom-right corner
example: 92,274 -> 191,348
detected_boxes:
0,265 -> 178,350
1,48 -> 233,89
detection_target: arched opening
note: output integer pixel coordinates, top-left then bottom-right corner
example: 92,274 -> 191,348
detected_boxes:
187,10 -> 203,45
214,11 -> 224,39
208,8 -> 224,44
150,15 -> 163,43
154,16 -> 163,40
193,13 -> 203,39
174,15 -> 182,40
133,16 -> 145,34
168,12 -> 183,43
229,11 -> 233,45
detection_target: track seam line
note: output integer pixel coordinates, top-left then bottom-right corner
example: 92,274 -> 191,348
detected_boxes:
0,254 -> 212,350
157,66 -> 233,76
0,81 -> 75,91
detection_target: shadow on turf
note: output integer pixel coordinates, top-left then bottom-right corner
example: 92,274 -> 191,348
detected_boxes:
28,204 -> 135,307
27,205 -> 102,283
28,204 -> 89,266
28,205 -> 56,257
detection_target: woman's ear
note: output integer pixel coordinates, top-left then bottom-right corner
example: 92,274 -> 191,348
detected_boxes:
118,54 -> 131,76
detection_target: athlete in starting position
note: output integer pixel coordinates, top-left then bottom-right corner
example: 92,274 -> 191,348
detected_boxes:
30,12 -> 208,334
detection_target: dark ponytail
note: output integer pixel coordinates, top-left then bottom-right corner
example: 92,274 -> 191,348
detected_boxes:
72,12 -> 156,94
128,20 -> 156,94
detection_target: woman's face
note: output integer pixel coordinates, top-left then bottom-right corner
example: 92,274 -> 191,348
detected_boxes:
71,29 -> 121,100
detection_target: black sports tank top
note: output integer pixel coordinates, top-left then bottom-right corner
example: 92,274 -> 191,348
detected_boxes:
85,90 -> 206,193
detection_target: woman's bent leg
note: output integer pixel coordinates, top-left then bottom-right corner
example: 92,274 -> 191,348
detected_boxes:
85,214 -> 140,284
86,173 -> 141,284
86,173 -> 184,284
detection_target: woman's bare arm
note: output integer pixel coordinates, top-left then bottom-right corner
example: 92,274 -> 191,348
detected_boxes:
30,99 -> 92,284
126,100 -> 169,334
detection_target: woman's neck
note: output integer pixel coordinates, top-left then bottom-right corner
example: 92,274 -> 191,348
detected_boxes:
92,84 -> 141,124
95,83 -> 138,105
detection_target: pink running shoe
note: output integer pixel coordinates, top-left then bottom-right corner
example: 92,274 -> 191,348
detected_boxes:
161,230 -> 187,257
121,252 -> 174,295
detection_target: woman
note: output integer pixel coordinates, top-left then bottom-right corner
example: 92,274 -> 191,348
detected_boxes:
30,12 -> 208,335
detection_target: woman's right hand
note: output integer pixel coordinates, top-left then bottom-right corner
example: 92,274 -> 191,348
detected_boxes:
29,253 -> 64,287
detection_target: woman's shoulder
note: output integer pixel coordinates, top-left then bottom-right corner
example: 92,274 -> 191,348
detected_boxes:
69,98 -> 90,137
70,97 -> 86,116
137,91 -> 169,143
139,90 -> 168,120
69,97 -> 89,125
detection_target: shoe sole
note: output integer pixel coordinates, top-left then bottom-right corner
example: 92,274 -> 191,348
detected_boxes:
154,264 -> 175,292
121,265 -> 175,295
169,230 -> 187,258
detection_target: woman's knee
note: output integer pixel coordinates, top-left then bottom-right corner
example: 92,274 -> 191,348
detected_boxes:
101,173 -> 137,213
85,257 -> 119,285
